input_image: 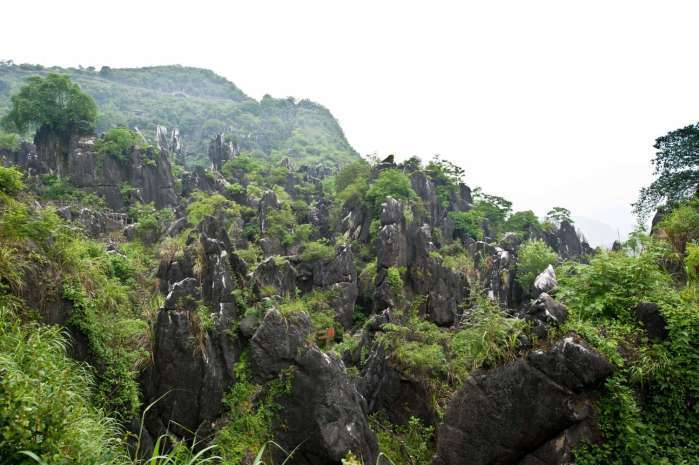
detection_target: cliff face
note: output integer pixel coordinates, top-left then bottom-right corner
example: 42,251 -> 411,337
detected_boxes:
19,130 -> 178,210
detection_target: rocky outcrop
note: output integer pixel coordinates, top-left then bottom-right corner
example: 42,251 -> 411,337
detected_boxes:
180,166 -> 229,197
374,197 -> 408,310
143,216 -> 244,441
531,221 -> 592,260
634,302 -> 668,341
208,134 -> 237,172
295,245 -> 359,328
56,206 -> 127,237
33,132 -> 178,211
407,224 -> 469,326
466,240 -> 522,308
433,335 -> 613,465
534,265 -> 558,296
250,309 -> 379,465
253,256 -> 297,298
358,344 -> 437,427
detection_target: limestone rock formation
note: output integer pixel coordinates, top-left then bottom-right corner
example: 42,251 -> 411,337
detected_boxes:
433,335 -> 613,465
250,309 -> 378,465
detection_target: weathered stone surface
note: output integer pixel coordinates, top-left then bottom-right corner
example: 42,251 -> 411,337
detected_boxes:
253,256 -> 297,298
433,335 -> 613,465
534,265 -> 558,296
56,206 -> 127,237
33,132 -> 178,211
251,309 -> 379,465
634,302 -> 668,341
208,133 -> 237,171
358,344 -> 437,427
143,216 -> 244,442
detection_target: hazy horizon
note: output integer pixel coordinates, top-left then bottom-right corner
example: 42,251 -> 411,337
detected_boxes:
4,1 -> 699,243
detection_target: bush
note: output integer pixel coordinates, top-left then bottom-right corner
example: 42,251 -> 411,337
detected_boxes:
94,128 -> 149,164
372,414 -> 435,465
0,307 -> 123,464
0,166 -> 25,196
449,210 -> 483,240
186,191 -> 240,226
558,236 -> 699,464
0,131 -> 21,152
299,240 -> 335,262
516,239 -> 558,291
366,169 -> 418,213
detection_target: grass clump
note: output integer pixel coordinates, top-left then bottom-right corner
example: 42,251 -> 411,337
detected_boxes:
0,307 -> 124,465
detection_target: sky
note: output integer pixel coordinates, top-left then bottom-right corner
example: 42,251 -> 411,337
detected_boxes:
3,0 -> 699,244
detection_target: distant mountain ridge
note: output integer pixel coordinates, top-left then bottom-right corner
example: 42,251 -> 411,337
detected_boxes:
0,62 -> 359,167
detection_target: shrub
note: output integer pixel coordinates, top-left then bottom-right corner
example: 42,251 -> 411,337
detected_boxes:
186,191 -> 240,226
94,128 -> 150,164
0,165 -> 25,196
515,239 -> 558,290
0,131 -> 21,152
659,199 -> 699,254
0,307 -> 123,464
299,240 -> 335,262
372,414 -> 435,465
366,169 -> 418,213
448,211 -> 483,240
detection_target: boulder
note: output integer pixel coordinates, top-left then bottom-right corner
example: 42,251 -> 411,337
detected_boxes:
251,309 -> 379,465
534,265 -> 558,296
433,335 -> 613,465
253,256 -> 297,298
358,344 -> 437,427
634,302 -> 668,341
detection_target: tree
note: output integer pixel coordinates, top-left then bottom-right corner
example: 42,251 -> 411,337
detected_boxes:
546,207 -> 573,226
505,210 -> 540,234
366,169 -> 418,213
633,123 -> 699,220
1,74 -> 97,139
516,239 -> 558,291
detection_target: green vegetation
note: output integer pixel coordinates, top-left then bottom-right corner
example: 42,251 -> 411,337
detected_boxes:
0,165 -> 24,196
1,73 -> 96,138
515,239 -> 558,290
372,414 -> 434,465
0,63 -> 358,167
186,191 -> 240,227
94,128 -> 152,164
633,123 -> 699,220
0,130 -> 21,151
0,307 -> 123,465
556,234 -> 699,464
366,169 -> 418,213
545,206 -> 573,226
299,240 -> 335,262
448,210 -> 483,240
214,353 -> 293,465
377,296 -> 524,413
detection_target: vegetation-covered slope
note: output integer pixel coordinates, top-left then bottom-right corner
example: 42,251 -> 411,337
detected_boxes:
0,61 -> 358,167
0,73 -> 697,465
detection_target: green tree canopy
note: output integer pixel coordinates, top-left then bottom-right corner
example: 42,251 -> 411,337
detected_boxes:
1,74 -> 97,138
366,168 -> 418,213
634,123 -> 699,220
546,206 -> 573,226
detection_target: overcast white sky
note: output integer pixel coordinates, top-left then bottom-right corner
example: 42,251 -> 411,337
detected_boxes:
3,0 -> 699,241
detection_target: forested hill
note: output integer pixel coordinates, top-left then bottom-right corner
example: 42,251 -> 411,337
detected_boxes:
0,61 -> 358,167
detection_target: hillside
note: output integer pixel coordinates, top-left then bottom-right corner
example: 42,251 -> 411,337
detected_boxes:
0,71 -> 697,465
0,61 -> 359,167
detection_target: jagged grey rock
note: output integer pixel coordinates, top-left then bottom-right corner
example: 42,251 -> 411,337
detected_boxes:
250,309 -> 379,465
433,335 -> 613,465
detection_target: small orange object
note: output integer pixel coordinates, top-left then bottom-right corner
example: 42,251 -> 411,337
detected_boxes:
316,327 -> 335,345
